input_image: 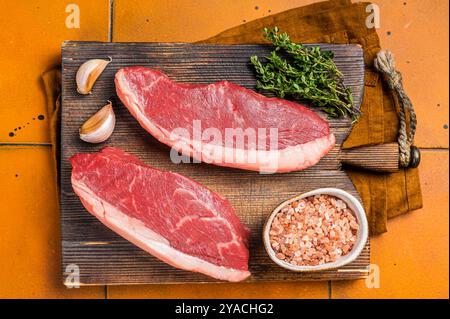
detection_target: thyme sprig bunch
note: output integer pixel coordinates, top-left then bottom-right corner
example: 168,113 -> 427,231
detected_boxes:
250,27 -> 359,120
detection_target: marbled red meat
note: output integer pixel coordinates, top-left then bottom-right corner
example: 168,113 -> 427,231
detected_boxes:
115,67 -> 335,173
70,147 -> 250,282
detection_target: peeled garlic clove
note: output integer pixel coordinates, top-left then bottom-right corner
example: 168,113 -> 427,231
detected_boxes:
79,101 -> 115,143
76,57 -> 112,94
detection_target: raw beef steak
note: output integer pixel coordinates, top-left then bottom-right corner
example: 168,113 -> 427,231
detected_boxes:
115,67 -> 335,173
70,147 -> 251,282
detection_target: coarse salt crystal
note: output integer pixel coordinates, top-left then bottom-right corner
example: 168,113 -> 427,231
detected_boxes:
269,194 -> 358,267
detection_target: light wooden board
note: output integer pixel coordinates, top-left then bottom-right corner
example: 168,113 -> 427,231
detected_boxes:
60,42 -> 369,285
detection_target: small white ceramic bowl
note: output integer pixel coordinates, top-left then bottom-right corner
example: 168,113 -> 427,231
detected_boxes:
263,188 -> 368,272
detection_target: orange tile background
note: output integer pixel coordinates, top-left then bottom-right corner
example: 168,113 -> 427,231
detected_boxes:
0,0 -> 448,299
0,1 -> 110,144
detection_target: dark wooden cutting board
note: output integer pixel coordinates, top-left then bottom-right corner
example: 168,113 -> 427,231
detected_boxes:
60,42 -> 370,285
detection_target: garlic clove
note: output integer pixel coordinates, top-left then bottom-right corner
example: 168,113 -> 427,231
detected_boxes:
76,57 -> 112,94
79,101 -> 115,143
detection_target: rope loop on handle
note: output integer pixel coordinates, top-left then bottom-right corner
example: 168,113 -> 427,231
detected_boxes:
374,50 -> 417,167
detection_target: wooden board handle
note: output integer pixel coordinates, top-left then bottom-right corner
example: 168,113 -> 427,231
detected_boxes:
339,143 -> 399,173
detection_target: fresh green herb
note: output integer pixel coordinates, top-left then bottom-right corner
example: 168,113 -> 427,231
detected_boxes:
250,27 -> 359,120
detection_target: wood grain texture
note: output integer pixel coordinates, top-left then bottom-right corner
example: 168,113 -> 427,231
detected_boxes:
340,143 -> 400,173
61,42 -> 369,285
